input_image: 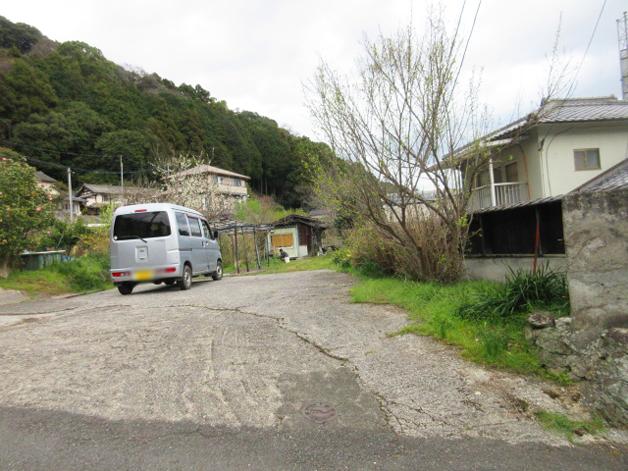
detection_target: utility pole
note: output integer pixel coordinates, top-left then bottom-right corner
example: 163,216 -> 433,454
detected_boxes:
119,156 -> 124,203
67,167 -> 74,222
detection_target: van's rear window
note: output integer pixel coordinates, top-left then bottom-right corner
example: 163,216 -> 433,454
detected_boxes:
113,211 -> 171,240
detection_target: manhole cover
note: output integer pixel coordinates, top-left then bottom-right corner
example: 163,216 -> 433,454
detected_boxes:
303,402 -> 336,424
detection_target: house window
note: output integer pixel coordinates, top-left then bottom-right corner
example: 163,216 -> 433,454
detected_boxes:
574,149 -> 600,171
476,170 -> 490,188
505,162 -> 518,182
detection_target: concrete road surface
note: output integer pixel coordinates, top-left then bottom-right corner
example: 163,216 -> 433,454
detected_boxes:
0,270 -> 625,470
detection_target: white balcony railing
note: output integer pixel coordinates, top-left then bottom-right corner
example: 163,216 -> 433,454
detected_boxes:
470,182 -> 529,211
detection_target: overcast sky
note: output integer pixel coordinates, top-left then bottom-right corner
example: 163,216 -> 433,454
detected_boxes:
3,1 -> 626,140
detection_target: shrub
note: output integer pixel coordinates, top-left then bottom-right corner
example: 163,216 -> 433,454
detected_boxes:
52,253 -> 110,291
457,264 -> 569,321
0,150 -> 54,272
340,216 -> 465,282
331,248 -> 351,270
73,204 -> 115,256
31,219 -> 90,252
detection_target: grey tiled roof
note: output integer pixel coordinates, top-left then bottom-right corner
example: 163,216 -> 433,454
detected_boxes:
537,97 -> 628,123
484,97 -> 628,142
571,158 -> 628,193
35,170 -> 57,183
171,164 -> 251,180
77,183 -> 149,195
450,96 -> 628,161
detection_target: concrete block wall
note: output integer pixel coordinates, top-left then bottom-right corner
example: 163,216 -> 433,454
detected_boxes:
464,256 -> 567,282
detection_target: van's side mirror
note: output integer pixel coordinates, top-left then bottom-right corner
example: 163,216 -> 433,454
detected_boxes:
213,230 -> 219,240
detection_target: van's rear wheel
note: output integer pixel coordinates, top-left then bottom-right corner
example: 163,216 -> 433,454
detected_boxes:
211,261 -> 223,281
178,264 -> 192,290
117,283 -> 135,295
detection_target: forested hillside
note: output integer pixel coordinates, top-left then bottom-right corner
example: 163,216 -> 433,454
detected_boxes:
0,16 -> 333,208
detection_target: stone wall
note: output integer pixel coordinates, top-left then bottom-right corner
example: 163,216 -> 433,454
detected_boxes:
527,319 -> 627,426
562,189 -> 628,339
529,189 -> 628,426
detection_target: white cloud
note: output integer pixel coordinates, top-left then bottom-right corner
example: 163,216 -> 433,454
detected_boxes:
3,0 -> 626,138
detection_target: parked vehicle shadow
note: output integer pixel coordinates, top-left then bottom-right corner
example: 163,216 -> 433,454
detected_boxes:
129,277 -> 216,296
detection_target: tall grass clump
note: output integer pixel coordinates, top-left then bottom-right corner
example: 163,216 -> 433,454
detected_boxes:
457,264 -> 569,321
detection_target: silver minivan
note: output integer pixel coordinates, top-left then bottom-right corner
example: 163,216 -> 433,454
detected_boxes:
110,203 -> 223,295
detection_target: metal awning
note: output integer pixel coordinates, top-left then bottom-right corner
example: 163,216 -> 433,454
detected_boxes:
469,195 -> 563,215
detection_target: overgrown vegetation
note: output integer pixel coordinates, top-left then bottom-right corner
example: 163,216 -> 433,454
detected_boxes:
0,253 -> 110,295
234,196 -> 306,224
534,411 -> 605,442
347,263 -> 571,382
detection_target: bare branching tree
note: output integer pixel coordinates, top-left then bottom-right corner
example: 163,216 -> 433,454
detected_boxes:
307,12 -> 488,281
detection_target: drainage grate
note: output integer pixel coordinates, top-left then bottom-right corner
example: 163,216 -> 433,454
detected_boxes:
303,402 -> 336,424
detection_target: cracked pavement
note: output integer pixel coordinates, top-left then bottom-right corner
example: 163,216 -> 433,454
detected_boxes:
0,270 -> 625,470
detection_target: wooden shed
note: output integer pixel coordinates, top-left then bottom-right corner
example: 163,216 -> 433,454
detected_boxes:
268,214 -> 326,258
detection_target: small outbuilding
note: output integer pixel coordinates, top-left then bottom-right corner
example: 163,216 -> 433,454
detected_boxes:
268,214 -> 326,259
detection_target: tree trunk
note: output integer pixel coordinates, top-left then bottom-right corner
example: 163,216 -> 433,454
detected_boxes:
0,256 -> 12,278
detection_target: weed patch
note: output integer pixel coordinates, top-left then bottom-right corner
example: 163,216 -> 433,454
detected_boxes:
226,254 -> 335,276
535,411 -> 605,442
0,254 -> 111,296
350,276 -> 565,379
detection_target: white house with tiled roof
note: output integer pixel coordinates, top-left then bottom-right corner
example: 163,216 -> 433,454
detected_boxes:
457,96 -> 628,211
170,164 -> 250,200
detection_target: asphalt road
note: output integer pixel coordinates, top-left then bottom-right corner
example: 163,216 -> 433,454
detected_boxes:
0,270 -> 625,470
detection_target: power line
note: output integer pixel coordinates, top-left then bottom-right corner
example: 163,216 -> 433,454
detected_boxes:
453,0 -> 482,90
565,0 -> 608,98
19,154 -> 144,175
11,140 -> 113,159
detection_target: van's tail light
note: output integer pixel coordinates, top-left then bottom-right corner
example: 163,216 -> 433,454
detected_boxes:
112,271 -> 130,277
164,267 -> 177,273
134,209 -> 147,212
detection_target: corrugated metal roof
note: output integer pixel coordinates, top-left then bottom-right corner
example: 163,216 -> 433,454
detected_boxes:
571,158 -> 628,193
171,164 -> 251,180
470,195 -> 563,214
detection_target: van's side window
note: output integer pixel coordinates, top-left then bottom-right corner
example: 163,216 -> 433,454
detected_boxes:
176,212 -> 190,236
202,220 -> 213,239
187,216 -> 202,237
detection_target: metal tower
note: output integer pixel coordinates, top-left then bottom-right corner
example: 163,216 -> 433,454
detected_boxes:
618,11 -> 628,99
